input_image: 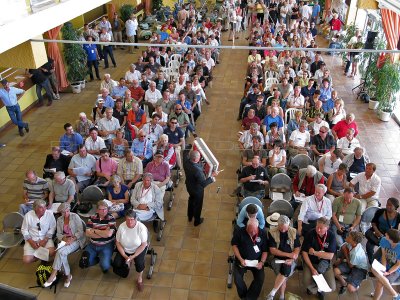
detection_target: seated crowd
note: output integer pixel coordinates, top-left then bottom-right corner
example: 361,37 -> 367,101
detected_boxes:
229,2 -> 396,300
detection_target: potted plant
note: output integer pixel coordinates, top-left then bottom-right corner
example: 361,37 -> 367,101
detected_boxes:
120,4 -> 136,22
61,22 -> 87,93
375,57 -> 400,121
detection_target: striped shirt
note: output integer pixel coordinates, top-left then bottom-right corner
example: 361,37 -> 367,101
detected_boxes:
87,213 -> 116,246
23,177 -> 49,203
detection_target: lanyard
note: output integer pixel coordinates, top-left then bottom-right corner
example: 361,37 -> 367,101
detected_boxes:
314,196 -> 324,213
142,140 -> 147,156
140,186 -> 151,199
316,233 -> 327,250
249,229 -> 259,245
341,200 -> 350,215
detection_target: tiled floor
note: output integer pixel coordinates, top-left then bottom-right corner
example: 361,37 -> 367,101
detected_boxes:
0,30 -> 399,300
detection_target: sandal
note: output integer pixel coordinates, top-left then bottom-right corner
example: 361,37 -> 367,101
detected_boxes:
64,275 -> 72,288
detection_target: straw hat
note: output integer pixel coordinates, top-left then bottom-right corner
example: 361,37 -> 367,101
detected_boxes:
266,212 -> 280,226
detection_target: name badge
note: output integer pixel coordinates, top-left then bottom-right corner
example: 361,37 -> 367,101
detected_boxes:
253,245 -> 260,253
91,50 -> 95,54
339,215 -> 344,223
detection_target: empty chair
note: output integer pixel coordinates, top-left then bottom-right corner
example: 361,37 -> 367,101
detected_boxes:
77,185 -> 104,218
267,200 -> 294,219
285,108 -> 302,126
269,173 -> 292,202
170,54 -> 182,63
0,212 -> 24,257
290,154 -> 313,171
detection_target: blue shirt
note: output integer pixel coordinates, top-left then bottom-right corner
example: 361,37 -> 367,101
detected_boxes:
111,86 -> 128,98
131,138 -> 153,159
263,115 -> 284,131
97,95 -> 114,108
236,204 -> 265,229
312,4 -> 320,17
321,99 -> 334,113
83,44 -> 97,61
319,86 -> 332,102
0,87 -> 24,106
175,99 -> 192,111
379,237 -> 400,273
59,133 -> 83,153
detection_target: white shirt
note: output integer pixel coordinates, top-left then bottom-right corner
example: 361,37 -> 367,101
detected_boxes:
287,92 -> 305,108
310,120 -> 329,135
239,130 -> 265,148
205,57 -> 215,72
142,123 -> 164,144
289,130 -> 310,147
125,18 -> 138,36
351,172 -> 381,200
268,149 -> 286,166
337,137 -> 361,155
116,221 -> 147,254
320,154 -> 342,175
125,70 -> 141,82
298,195 -> 332,223
68,153 -> 97,182
21,210 -> 56,241
85,136 -> 106,159
97,117 -> 120,140
145,89 -> 162,104
99,32 -> 112,46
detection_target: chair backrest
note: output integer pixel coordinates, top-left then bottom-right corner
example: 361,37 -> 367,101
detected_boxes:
265,78 -> 279,91
290,154 -> 313,170
239,197 -> 263,212
2,212 -> 24,230
168,60 -> 180,71
270,173 -> 292,191
360,206 -> 380,223
268,200 -> 294,219
170,54 -> 182,62
285,108 -> 301,125
81,185 -> 104,203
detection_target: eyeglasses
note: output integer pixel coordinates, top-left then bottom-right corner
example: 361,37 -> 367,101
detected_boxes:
170,122 -> 177,124
139,135 -> 146,137
175,108 -> 182,110
37,222 -> 41,231
319,130 -> 327,133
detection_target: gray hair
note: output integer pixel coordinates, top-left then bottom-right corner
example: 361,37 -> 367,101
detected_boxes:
189,150 -> 201,162
110,174 -> 122,184
300,120 -> 308,126
143,173 -> 154,180
315,184 -> 327,194
33,199 -> 47,209
54,171 -> 66,180
306,165 -> 317,177
79,112 -> 87,118
278,215 -> 290,225
250,122 -> 260,130
247,218 -> 259,228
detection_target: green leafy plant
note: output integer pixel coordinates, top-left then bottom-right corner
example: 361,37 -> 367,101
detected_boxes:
152,0 -> 163,12
376,57 -> 400,113
61,22 -> 87,83
120,4 -> 136,22
340,23 -> 358,61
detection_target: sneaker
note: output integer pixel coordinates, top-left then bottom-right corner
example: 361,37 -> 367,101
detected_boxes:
339,286 -> 347,295
317,291 -> 325,300
19,129 -> 24,137
266,294 -> 274,300
0,143 -> 6,148
55,94 -> 60,100
25,124 -> 29,133
393,295 -> 400,300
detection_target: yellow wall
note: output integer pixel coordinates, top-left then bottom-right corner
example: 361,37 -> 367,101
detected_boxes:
111,0 -> 141,12
0,85 -> 37,129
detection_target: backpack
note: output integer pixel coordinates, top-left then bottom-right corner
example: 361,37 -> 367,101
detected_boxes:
30,264 -> 59,293
77,202 -> 93,214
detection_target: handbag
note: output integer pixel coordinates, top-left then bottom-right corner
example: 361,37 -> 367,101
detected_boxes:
109,203 -> 125,212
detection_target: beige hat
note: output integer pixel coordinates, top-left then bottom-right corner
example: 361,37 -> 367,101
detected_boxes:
266,212 -> 280,226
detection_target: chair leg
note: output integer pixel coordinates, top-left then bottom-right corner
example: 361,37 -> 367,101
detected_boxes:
0,248 -> 6,258
227,255 -> 234,288
157,220 -> 166,241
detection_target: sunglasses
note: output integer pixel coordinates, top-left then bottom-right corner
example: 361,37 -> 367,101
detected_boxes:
37,222 -> 41,231
139,135 -> 146,137
319,130 -> 327,133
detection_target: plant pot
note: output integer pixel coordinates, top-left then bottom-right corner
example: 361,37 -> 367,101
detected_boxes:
80,80 -> 86,89
369,99 -> 379,110
71,82 -> 81,94
378,110 -> 391,122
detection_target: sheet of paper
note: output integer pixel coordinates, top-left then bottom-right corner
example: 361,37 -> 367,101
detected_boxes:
43,168 -> 56,173
56,241 -> 66,251
272,192 -> 284,199
103,199 -> 113,207
73,167 -> 91,176
350,173 -> 357,179
372,259 -> 386,276
250,179 -> 264,183
312,274 -> 332,293
294,193 -> 306,202
50,203 -> 61,214
34,247 -> 49,261
275,259 -> 286,264
61,150 -> 71,156
244,260 -> 259,267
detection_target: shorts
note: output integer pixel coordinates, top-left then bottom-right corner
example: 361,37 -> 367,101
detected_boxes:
270,258 -> 296,277
24,239 -> 55,256
337,263 -> 367,288
387,270 -> 400,283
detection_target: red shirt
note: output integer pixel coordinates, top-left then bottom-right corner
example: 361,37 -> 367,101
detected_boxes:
332,120 -> 359,139
292,173 -> 325,196
129,86 -> 145,102
242,116 -> 261,130
330,18 -> 342,31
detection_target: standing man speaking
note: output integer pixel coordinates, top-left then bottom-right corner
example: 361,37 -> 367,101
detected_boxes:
183,150 -> 220,226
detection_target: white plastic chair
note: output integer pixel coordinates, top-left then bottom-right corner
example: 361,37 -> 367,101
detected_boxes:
170,54 -> 182,63
285,108 -> 302,126
264,78 -> 279,91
